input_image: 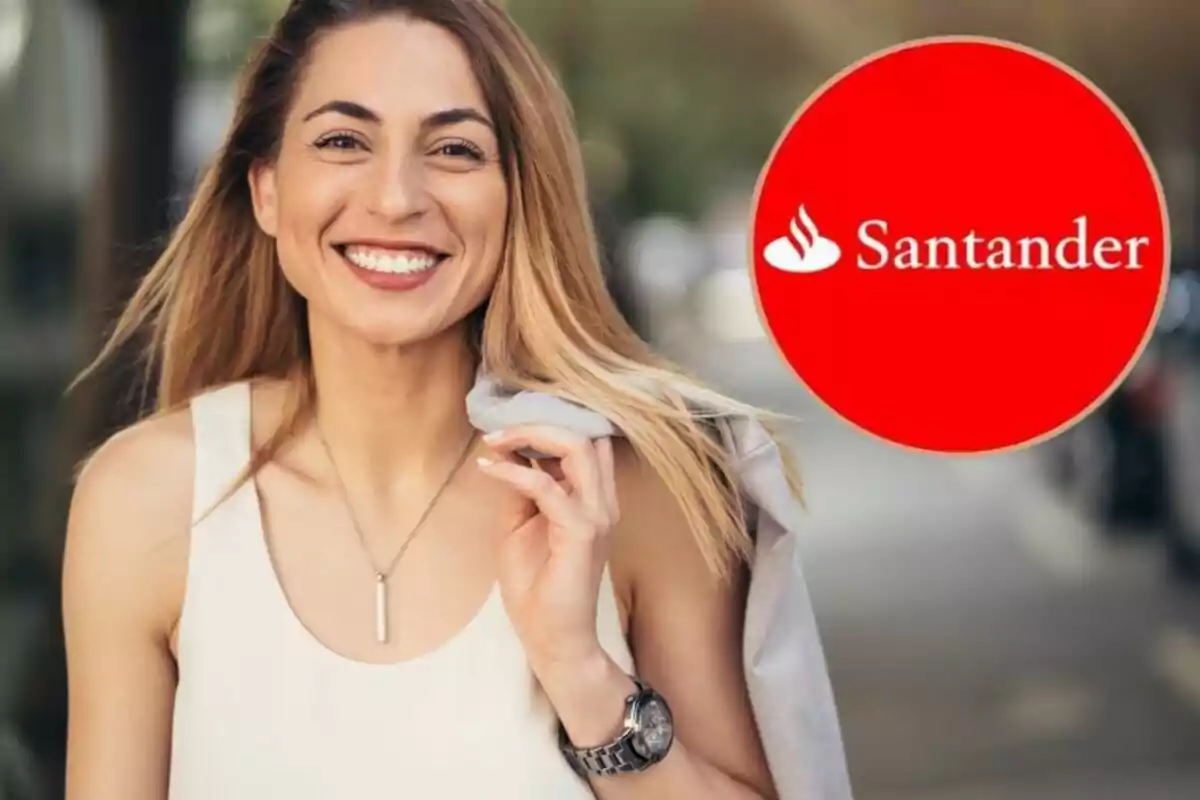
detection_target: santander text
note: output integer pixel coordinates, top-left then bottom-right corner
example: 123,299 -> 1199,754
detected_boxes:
857,216 -> 1149,271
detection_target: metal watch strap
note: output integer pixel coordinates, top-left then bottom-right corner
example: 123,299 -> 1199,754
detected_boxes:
561,730 -> 646,778
559,677 -> 653,778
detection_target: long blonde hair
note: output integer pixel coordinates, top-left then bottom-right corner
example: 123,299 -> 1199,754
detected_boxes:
76,0 -> 804,581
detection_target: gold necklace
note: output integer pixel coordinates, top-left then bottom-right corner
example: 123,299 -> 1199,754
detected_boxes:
316,424 -> 479,644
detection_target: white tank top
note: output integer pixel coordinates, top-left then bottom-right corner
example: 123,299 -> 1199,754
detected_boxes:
168,382 -> 636,799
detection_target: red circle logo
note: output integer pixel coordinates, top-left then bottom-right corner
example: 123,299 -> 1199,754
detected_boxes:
752,37 -> 1169,454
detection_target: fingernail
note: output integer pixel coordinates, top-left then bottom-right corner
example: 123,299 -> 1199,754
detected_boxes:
476,456 -> 494,467
482,430 -> 504,442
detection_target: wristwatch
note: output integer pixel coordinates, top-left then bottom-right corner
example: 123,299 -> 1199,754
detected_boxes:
558,676 -> 675,778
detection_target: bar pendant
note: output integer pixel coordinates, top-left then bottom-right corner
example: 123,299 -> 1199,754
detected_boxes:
374,573 -> 388,644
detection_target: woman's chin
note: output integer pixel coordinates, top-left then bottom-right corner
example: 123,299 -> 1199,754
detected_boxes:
347,322 -> 433,348
328,313 -> 462,350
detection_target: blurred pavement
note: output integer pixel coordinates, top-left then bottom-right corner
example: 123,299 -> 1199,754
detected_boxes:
665,331 -> 1200,800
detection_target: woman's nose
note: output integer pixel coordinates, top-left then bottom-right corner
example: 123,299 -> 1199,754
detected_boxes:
366,154 -> 432,221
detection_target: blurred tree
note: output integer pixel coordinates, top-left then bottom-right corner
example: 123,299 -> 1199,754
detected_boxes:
187,0 -> 288,79
507,0 -> 812,221
70,0 -> 192,447
18,1 -> 192,795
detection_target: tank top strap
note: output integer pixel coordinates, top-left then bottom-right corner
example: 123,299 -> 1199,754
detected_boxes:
189,381 -> 253,525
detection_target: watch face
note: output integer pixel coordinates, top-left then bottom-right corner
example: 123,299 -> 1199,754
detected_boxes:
632,695 -> 674,760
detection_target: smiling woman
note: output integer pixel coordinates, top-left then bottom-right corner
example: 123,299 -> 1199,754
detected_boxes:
59,2 -> 841,799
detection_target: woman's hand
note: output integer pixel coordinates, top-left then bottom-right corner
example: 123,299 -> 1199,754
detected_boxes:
475,425 -> 619,677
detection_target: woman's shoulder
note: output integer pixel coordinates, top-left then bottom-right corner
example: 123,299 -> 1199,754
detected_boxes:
609,438 -> 695,560
64,406 -> 197,643
75,406 -> 196,518
607,437 -> 724,609
74,376 -> 273,508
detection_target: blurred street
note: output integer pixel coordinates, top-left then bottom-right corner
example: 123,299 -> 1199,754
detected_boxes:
672,334 -> 1200,800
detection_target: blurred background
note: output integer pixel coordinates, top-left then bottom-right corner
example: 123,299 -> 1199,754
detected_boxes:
3,0 -> 1200,797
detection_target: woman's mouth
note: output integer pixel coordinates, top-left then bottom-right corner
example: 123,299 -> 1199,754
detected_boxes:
334,243 -> 449,292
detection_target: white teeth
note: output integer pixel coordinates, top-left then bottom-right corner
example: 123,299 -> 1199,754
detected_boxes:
343,246 -> 441,275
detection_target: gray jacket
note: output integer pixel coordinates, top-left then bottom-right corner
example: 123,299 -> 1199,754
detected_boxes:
465,373 -> 854,800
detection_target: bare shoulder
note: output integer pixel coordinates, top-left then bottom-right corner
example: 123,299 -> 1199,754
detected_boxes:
607,436 -> 724,611
608,438 -> 651,570
609,438 -> 666,532
65,406 -> 196,640
608,436 -> 705,560
72,406 -> 195,535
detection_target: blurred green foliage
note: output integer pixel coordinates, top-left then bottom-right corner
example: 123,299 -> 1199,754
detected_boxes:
186,0 -> 813,220
507,0 -> 810,219
187,0 -> 289,78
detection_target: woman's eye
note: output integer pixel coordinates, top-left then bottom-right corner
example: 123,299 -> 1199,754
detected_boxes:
313,133 -> 364,151
433,140 -> 486,162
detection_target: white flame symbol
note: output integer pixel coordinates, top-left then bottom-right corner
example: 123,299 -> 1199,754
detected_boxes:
763,204 -> 841,273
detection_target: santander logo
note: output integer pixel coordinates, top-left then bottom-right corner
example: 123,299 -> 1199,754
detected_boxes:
749,37 -> 1168,455
762,205 -> 842,273
762,204 -> 1150,273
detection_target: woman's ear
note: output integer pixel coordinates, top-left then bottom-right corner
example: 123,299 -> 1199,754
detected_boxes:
248,158 -> 280,237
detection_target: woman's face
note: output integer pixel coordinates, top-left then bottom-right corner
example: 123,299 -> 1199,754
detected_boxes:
249,14 -> 508,347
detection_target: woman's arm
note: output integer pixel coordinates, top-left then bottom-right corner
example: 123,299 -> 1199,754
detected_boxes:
539,440 -> 777,799
62,414 -> 193,800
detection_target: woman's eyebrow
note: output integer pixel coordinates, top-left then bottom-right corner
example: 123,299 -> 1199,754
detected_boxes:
420,107 -> 495,134
302,99 -> 381,124
300,101 -> 494,134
